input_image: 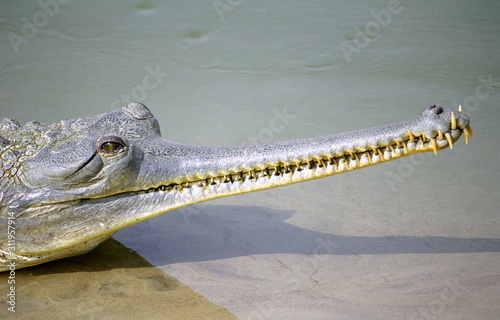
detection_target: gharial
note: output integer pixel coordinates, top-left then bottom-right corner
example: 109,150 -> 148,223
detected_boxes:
0,103 -> 472,271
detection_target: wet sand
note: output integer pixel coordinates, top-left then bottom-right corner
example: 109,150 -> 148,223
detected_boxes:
0,238 -> 239,320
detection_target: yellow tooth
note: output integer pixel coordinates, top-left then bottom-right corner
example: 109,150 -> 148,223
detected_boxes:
366,151 -> 373,164
377,148 -> 385,161
438,130 -> 444,140
445,132 -> 453,149
419,133 -> 427,150
431,138 -> 438,155
353,153 -> 360,166
319,158 -> 326,168
306,160 -> 312,169
331,158 -> 338,170
466,125 -> 474,137
421,132 -> 427,142
459,105 -> 462,112
463,128 -> 469,144
450,112 -> 457,130
295,161 -> 302,172
408,130 -> 415,142
341,155 -> 349,169
276,166 -> 283,176
264,168 -> 271,179
402,141 -> 408,153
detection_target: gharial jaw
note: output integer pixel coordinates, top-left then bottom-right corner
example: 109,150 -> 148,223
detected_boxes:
0,104 -> 471,271
139,105 -> 471,193
107,105 -> 471,216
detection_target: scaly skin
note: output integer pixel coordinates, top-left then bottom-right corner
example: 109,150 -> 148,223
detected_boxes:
0,103 -> 472,271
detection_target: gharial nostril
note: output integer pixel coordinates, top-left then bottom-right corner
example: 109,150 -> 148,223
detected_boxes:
429,105 -> 443,114
422,105 -> 444,116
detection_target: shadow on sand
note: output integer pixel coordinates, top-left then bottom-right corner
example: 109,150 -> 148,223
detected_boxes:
112,204 -> 500,266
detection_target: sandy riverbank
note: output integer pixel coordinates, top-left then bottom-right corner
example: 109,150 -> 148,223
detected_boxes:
0,238 -> 238,320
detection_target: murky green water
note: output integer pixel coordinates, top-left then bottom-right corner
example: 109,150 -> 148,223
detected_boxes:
1,1 -> 499,319
2,1 -> 498,143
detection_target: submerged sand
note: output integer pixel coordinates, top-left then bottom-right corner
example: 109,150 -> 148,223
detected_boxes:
0,238 -> 239,320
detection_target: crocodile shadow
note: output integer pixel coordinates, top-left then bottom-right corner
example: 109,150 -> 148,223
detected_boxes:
118,204 -> 500,266
29,204 -> 498,273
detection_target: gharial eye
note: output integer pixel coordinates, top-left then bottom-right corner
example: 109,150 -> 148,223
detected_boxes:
97,137 -> 127,157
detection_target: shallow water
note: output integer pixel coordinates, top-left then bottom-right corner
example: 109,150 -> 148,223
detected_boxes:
1,0 -> 499,319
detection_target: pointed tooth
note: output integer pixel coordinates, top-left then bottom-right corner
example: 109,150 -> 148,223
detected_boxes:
275,166 -> 283,176
420,138 -> 427,150
463,128 -> 469,144
319,158 -> 326,168
445,132 -> 453,149
377,148 -> 385,161
407,130 -> 415,142
450,112 -> 457,130
332,158 -> 338,170
458,105 -> 462,112
354,153 -> 360,166
402,141 -> 408,154
466,125 -> 474,137
264,168 -> 271,179
421,132 -> 427,142
295,161 -> 302,172
343,155 -> 349,169
366,151 -> 373,164
431,138 -> 438,155
438,130 -> 444,140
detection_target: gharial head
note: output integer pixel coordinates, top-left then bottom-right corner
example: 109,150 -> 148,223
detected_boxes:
11,103 -> 163,203
0,103 -> 471,271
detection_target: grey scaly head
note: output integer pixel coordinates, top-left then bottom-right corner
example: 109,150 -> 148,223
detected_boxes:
0,103 -> 472,271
